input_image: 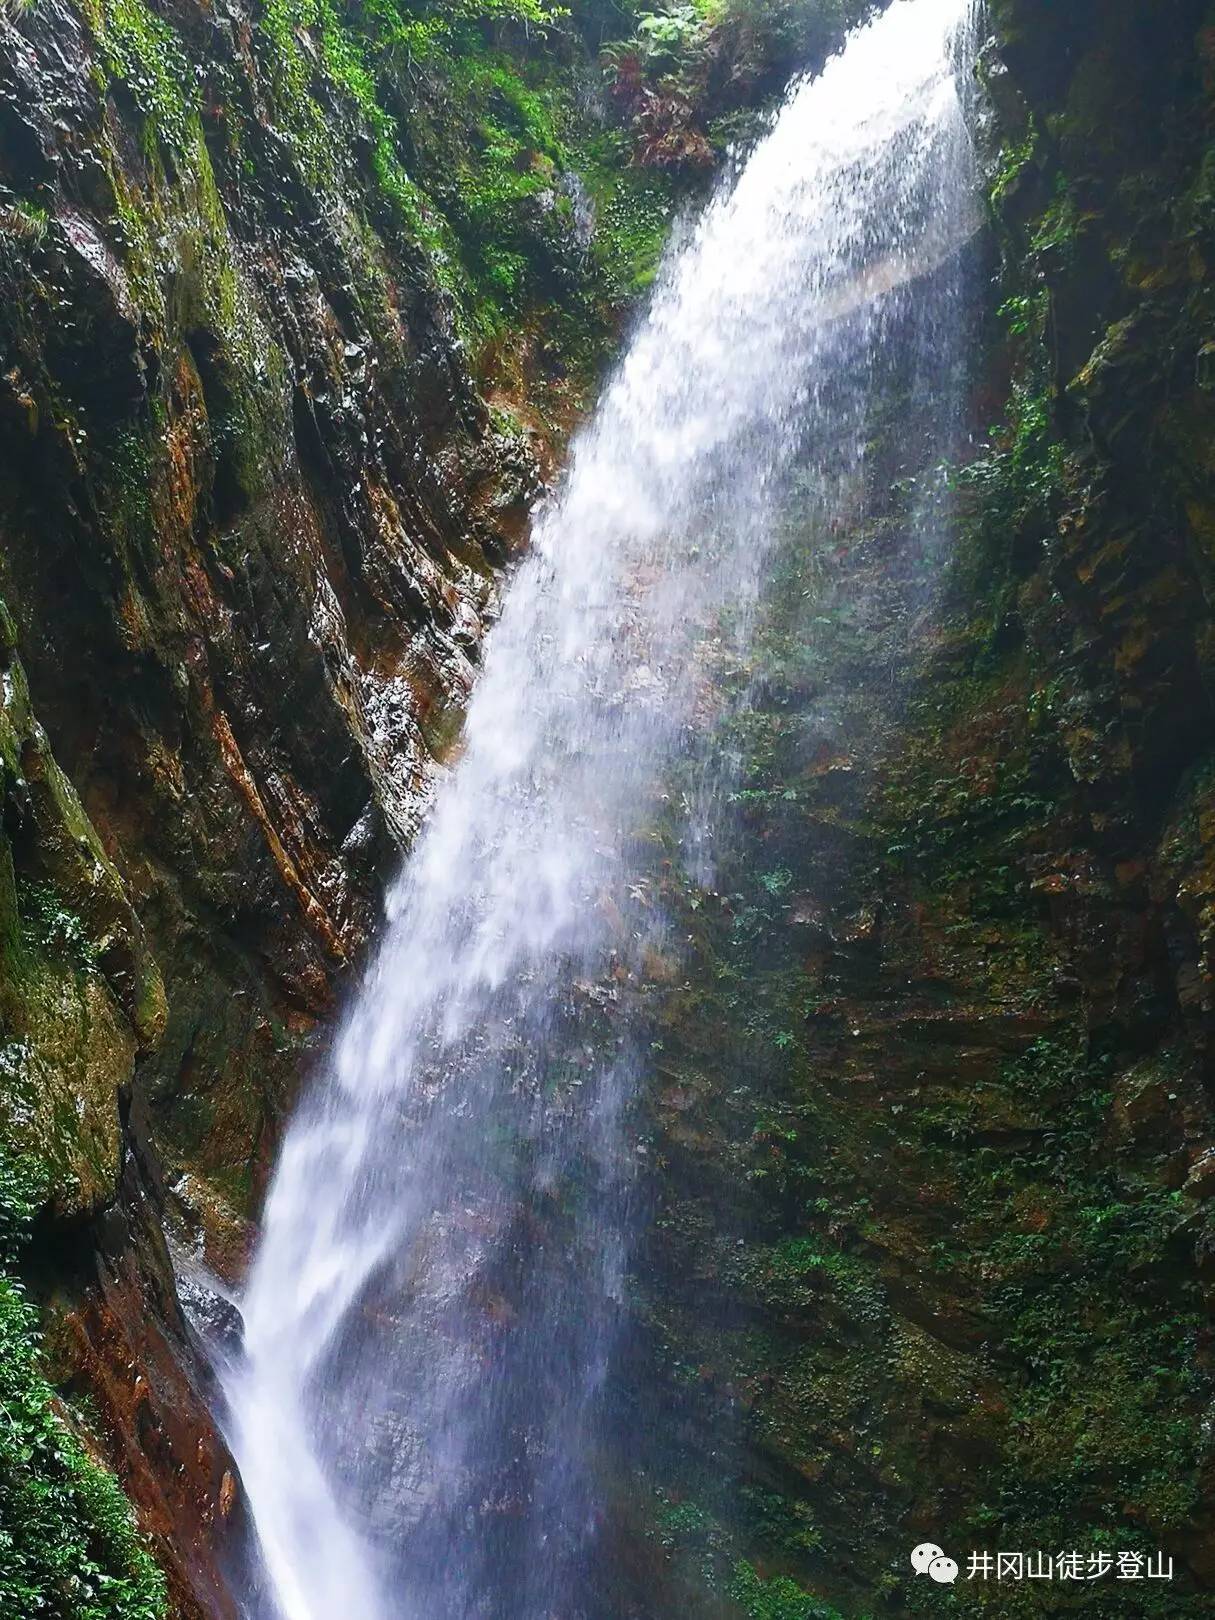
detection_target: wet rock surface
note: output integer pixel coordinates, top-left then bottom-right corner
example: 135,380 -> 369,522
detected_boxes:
613,4 -> 1215,1613
33,1107 -> 248,1619
0,0 -> 537,1606
0,0 -> 537,1245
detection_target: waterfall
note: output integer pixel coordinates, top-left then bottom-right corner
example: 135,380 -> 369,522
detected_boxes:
224,1 -> 980,1614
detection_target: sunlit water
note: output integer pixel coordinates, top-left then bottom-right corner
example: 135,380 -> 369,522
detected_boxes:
223,3 -> 980,1614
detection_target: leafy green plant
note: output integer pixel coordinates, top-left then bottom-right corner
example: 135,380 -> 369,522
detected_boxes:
95,0 -> 194,153
0,199 -> 49,245
0,1151 -> 167,1619
730,1561 -> 853,1620
358,0 -> 564,65
635,2 -> 711,64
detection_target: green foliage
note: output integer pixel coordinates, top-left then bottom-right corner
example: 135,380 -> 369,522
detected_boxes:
905,1035 -> 1210,1556
258,0 -> 434,235
440,51 -> 575,327
936,151 -> 1074,671
730,1561 -> 852,1620
759,866 -> 794,897
944,355 -> 1066,675
93,0 -> 194,153
0,200 -> 50,245
654,1492 -> 714,1547
0,1154 -> 43,1267
1030,172 -> 1081,263
357,0 -> 563,65
958,369 -> 1065,539
18,882 -> 98,974
741,1487 -> 823,1557
878,666 -> 1056,921
250,0 -> 593,341
601,0 -> 872,169
0,1152 -> 167,1619
580,140 -> 675,299
735,1238 -> 885,1326
635,2 -> 712,63
989,133 -> 1036,208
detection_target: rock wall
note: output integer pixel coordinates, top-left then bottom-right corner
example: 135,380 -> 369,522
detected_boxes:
0,0 -> 541,1255
0,0 -> 538,1609
624,3 -> 1215,1616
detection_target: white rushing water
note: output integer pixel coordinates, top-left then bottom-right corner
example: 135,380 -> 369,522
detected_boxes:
224,2 -> 979,1614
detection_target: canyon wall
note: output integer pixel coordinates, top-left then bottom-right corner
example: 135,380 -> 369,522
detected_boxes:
631,2 -> 1215,1615
0,0 -> 553,1609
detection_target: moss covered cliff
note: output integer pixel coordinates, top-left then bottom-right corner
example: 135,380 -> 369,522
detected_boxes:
624,2 -> 1215,1616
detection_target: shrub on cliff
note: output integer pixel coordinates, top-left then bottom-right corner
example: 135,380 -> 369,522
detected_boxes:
599,0 -> 877,169
0,1154 -> 166,1620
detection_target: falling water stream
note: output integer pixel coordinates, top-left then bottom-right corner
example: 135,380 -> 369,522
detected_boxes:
224,2 -> 980,1613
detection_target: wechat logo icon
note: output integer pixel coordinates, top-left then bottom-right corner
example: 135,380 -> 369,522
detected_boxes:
911,1543 -> 959,1585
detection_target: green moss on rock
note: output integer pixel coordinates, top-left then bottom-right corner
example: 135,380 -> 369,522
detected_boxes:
0,1152 -> 167,1620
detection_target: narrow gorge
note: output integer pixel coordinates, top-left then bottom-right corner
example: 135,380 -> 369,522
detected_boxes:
0,1 -> 1213,1618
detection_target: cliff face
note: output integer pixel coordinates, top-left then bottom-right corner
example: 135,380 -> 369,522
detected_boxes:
629,3 -> 1215,1616
0,0 -> 541,1610
0,0 -> 539,1252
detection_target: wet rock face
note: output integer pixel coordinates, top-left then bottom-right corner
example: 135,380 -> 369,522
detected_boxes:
0,614 -> 165,1219
35,1109 -> 248,1620
0,0 -> 536,1247
980,0 -> 1215,1048
615,5 -> 1215,1615
0,0 -> 535,1607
